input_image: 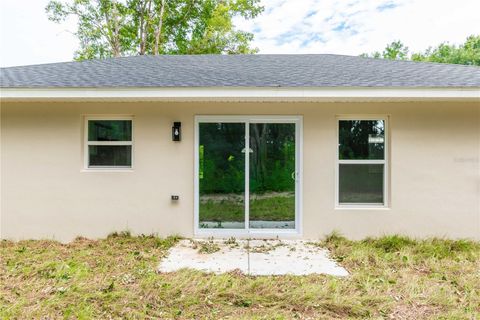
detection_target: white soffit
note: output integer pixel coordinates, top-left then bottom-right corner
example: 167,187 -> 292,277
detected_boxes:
1,87 -> 479,102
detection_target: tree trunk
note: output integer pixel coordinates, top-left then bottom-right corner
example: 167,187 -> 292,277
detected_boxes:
112,4 -> 121,57
154,0 -> 166,55
252,124 -> 268,191
103,0 -> 121,57
138,2 -> 146,55
138,0 -> 153,55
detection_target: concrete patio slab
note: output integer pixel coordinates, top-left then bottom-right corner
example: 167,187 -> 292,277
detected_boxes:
248,240 -> 348,276
159,239 -> 249,274
158,239 -> 349,276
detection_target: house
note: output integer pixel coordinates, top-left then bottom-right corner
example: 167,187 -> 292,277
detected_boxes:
1,54 -> 479,242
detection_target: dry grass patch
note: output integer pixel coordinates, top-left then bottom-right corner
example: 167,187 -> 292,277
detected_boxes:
1,232 -> 479,319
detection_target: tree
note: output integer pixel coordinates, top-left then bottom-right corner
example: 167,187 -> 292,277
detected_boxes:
411,35 -> 480,66
360,40 -> 409,60
46,0 -> 263,60
361,35 -> 480,66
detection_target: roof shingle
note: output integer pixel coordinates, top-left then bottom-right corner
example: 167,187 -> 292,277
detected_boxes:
1,54 -> 479,88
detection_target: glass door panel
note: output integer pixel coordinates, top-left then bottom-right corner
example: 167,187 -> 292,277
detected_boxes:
249,123 -> 296,229
198,123 -> 245,229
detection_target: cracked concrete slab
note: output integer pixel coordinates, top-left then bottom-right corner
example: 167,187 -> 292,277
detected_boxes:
158,239 -> 349,276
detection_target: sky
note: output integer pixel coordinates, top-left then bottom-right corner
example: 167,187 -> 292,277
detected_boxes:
0,0 -> 479,67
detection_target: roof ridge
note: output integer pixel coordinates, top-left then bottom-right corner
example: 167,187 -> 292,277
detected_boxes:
2,53 -> 479,70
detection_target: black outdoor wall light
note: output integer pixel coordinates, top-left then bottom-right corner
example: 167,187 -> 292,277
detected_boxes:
172,122 -> 181,141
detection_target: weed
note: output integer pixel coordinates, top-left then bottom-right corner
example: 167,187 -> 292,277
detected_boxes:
190,238 -> 221,254
1,233 -> 479,319
107,230 -> 132,239
249,241 -> 285,253
224,237 -> 238,247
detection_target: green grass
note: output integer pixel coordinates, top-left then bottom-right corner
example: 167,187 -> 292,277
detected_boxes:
1,232 -> 479,319
200,195 -> 295,222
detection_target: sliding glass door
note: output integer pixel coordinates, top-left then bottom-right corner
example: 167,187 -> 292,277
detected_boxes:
198,122 -> 245,229
196,116 -> 301,234
249,123 -> 296,229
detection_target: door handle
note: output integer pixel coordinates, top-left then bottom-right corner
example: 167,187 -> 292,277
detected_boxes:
291,171 -> 297,181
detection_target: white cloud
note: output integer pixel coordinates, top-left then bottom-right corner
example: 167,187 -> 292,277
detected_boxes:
0,0 -> 478,67
234,0 -> 480,55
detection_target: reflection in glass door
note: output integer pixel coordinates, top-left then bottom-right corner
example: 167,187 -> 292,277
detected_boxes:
196,117 -> 300,233
249,123 -> 296,229
199,123 -> 245,229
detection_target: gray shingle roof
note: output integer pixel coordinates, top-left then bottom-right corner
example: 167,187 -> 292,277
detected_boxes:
1,54 -> 479,88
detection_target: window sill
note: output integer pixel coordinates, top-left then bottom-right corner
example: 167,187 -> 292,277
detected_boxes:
335,206 -> 390,211
81,168 -> 134,173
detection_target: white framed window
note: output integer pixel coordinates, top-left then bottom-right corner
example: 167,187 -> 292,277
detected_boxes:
336,116 -> 388,208
84,116 -> 133,169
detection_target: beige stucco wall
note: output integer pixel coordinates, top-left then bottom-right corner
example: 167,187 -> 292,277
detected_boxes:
1,101 -> 479,242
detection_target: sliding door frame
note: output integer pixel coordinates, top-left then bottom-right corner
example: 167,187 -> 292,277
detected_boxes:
194,115 -> 303,237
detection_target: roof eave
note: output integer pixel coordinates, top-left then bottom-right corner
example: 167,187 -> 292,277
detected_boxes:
1,86 -> 479,102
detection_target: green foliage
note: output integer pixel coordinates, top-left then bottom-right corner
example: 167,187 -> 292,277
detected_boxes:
361,35 -> 480,66
363,235 -> 416,253
411,35 -> 480,66
107,230 -> 132,238
199,195 -> 295,222
338,120 -> 385,160
250,195 -> 295,221
199,123 -> 296,195
361,40 -> 409,60
45,0 -> 263,60
200,199 -> 244,222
